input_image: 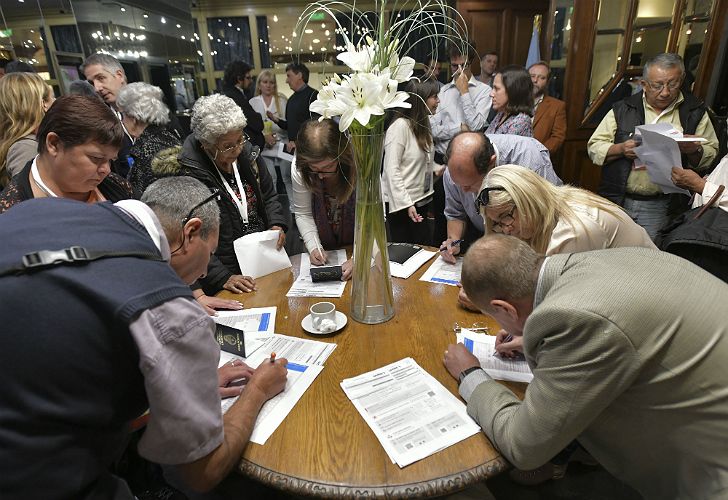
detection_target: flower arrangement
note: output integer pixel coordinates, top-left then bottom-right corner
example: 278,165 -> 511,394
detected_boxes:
295,1 -> 468,323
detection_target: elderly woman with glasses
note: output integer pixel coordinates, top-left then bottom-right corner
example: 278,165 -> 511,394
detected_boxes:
292,119 -> 356,279
160,93 -> 287,296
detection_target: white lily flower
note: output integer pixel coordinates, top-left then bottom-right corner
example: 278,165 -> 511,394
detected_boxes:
333,73 -> 389,130
336,42 -> 375,72
391,56 -> 415,83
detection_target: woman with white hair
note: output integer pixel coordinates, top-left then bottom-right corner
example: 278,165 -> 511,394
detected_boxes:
116,82 -> 181,197
158,93 -> 287,296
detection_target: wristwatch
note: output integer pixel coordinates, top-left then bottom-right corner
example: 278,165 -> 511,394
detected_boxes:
458,366 -> 482,385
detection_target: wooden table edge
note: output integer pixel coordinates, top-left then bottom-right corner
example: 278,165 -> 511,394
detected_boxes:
238,455 -> 511,498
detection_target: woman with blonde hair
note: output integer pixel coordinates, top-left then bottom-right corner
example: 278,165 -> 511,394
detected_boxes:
250,69 -> 292,208
479,164 -> 655,254
0,72 -> 55,186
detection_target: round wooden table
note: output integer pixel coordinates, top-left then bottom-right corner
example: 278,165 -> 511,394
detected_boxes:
218,251 -> 526,498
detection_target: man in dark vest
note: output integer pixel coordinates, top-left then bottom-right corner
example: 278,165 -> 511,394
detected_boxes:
587,52 -> 719,239
0,177 -> 288,499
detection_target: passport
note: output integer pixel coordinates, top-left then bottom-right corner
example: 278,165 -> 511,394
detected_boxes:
214,323 -> 246,357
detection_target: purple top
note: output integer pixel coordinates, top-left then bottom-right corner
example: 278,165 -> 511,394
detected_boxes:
485,112 -> 534,137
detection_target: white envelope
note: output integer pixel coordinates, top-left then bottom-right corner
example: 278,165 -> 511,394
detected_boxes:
233,230 -> 291,279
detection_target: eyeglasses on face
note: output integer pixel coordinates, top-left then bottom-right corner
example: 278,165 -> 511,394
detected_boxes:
475,186 -> 506,210
643,79 -> 681,92
215,133 -> 248,155
491,205 -> 517,233
306,160 -> 340,177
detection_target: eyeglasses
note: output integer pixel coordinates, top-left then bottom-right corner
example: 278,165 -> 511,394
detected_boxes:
172,189 -> 221,255
307,161 -> 340,177
475,186 -> 506,211
215,134 -> 248,156
490,205 -> 517,233
643,79 -> 681,92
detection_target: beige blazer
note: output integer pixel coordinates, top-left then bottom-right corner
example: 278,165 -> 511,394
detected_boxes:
467,248 -> 728,499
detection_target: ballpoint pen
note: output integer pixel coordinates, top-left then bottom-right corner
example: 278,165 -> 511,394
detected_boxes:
270,352 -> 276,364
492,334 -> 513,356
439,239 -> 463,252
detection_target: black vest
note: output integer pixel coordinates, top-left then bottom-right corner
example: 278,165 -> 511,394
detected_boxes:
598,91 -> 707,205
0,198 -> 192,499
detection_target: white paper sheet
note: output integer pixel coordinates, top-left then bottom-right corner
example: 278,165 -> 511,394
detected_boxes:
218,334 -> 336,444
234,230 -> 292,279
634,127 -> 691,196
340,357 -> 481,468
214,307 -> 277,356
287,250 -> 347,298
634,123 -> 708,143
420,255 -> 462,286
389,249 -> 437,279
457,329 -> 533,383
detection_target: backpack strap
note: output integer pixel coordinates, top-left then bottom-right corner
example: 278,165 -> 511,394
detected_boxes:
0,246 -> 164,278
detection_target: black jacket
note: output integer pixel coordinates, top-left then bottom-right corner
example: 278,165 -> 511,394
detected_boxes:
221,84 -> 265,150
598,91 -> 706,205
159,135 -> 288,295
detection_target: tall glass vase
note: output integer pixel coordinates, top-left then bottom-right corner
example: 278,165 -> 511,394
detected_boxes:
349,119 -> 395,324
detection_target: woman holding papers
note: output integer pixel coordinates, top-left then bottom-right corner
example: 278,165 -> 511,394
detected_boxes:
154,94 -> 287,295
292,119 -> 355,280
249,70 -> 292,207
382,80 -> 443,245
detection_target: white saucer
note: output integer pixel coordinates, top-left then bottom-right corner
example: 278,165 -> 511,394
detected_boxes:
301,311 -> 348,335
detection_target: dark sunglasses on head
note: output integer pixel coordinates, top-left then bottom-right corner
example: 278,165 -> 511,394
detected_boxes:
475,186 -> 506,211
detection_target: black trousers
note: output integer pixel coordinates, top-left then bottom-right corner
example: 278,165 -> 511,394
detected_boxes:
387,202 -> 432,246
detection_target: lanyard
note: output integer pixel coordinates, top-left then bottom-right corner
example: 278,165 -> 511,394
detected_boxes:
31,156 -> 59,198
214,160 -> 249,224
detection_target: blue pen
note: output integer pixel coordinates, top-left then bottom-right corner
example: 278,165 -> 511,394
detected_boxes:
439,239 -> 463,252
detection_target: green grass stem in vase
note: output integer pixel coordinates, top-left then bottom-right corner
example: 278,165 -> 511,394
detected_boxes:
349,118 -> 395,324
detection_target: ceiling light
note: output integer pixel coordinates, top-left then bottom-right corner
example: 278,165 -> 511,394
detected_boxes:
273,15 -> 278,22
143,14 -> 148,18
305,29 -> 313,34
120,7 -> 125,11
161,17 -> 166,24
176,24 -> 181,28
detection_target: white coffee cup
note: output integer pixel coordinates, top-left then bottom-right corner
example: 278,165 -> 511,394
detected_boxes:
310,301 -> 336,331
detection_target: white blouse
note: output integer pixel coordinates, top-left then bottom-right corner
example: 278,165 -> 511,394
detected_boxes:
381,117 -> 436,213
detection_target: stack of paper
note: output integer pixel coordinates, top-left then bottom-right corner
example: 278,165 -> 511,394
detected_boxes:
218,334 -> 337,445
420,255 -> 462,286
634,124 -> 693,196
457,329 -> 533,383
287,249 -> 347,298
214,306 -> 276,356
340,357 -> 481,467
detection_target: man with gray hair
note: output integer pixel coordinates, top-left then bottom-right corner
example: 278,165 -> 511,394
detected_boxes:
587,52 -> 719,239
81,53 -> 134,177
0,176 -> 288,498
444,234 -> 728,499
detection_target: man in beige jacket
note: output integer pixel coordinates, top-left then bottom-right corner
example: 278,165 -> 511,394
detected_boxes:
445,235 -> 728,499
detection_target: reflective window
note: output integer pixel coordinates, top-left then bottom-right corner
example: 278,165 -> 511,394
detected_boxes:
206,17 -> 254,71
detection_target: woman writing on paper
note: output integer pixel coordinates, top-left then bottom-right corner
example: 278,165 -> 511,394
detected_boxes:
292,119 -> 355,280
154,94 -> 287,295
382,79 -> 443,245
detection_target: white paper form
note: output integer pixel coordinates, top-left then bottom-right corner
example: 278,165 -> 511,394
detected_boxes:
457,329 -> 533,383
419,255 -> 462,286
214,307 -> 277,356
234,229 -> 292,279
634,127 -> 691,196
633,123 -> 708,143
286,250 -> 347,298
218,334 -> 335,444
389,249 -> 437,279
340,357 -> 481,468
